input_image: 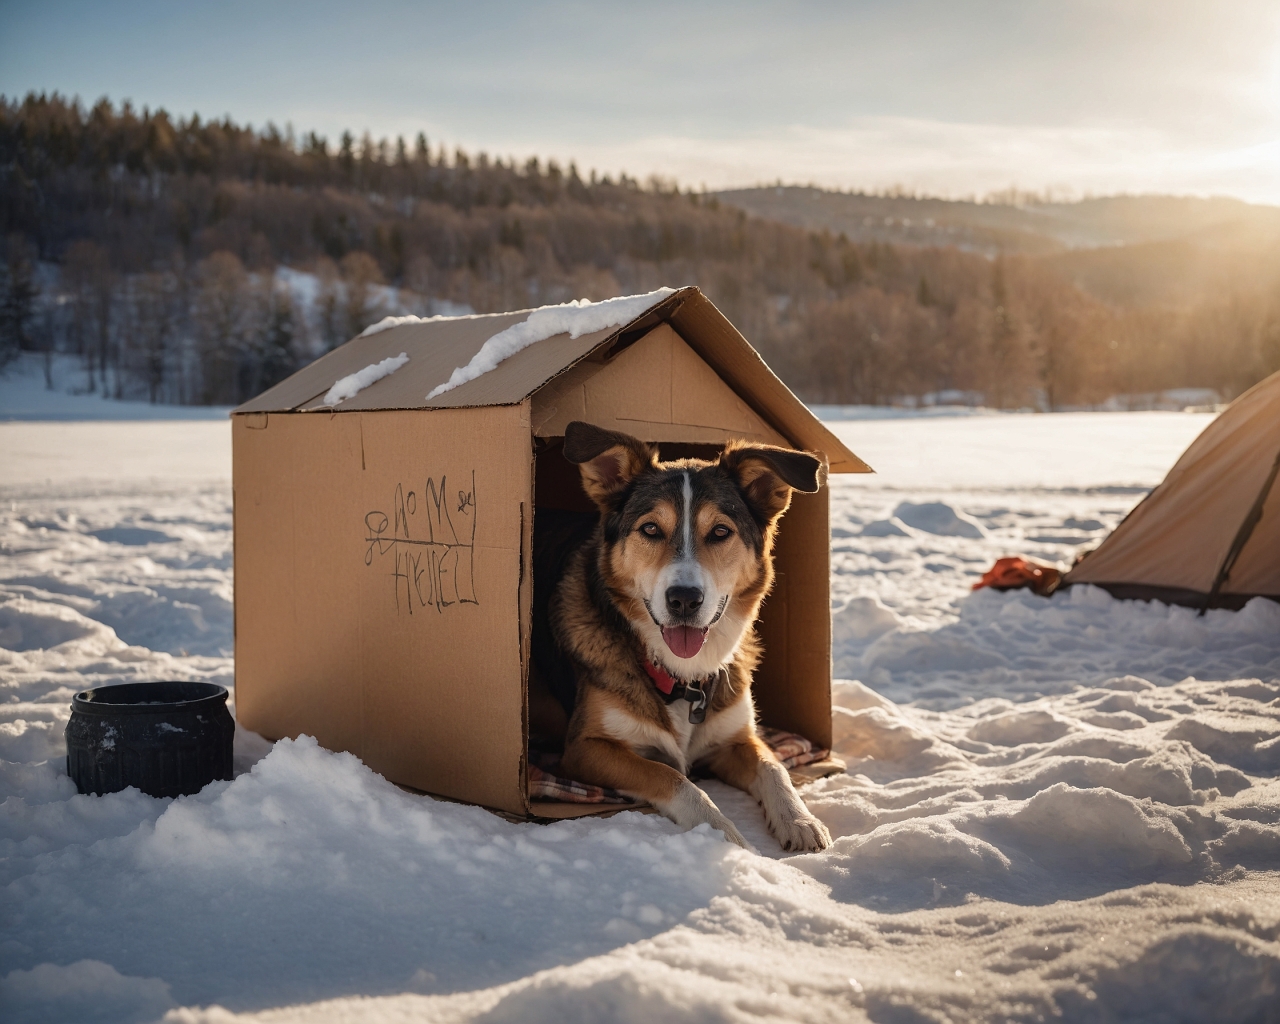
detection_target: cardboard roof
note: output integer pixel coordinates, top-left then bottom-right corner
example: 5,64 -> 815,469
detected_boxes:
234,286 -> 871,473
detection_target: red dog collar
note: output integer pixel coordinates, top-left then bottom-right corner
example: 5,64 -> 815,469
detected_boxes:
642,659 -> 679,695
643,660 -> 725,724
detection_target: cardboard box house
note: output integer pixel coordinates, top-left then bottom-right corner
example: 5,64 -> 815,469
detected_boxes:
232,286 -> 871,818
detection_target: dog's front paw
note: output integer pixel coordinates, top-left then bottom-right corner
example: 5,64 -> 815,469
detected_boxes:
666,782 -> 750,848
706,809 -> 750,849
770,813 -> 832,853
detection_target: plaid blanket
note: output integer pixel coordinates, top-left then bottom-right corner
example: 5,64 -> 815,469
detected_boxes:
528,727 -> 834,804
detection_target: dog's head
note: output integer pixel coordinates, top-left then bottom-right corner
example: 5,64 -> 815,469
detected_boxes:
563,421 -> 826,673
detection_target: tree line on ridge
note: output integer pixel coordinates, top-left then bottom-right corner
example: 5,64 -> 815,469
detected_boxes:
2,93 -> 1277,408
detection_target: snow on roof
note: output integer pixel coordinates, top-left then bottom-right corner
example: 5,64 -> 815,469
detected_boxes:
425,288 -> 676,399
359,312 -> 481,337
323,352 -> 410,407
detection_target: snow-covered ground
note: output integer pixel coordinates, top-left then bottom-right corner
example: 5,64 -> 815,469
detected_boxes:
0,354 -> 232,424
2,404 -> 1279,1023
825,412 -> 1280,706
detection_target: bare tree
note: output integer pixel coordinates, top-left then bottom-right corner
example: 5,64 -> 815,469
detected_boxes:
0,234 -> 37,371
312,256 -> 343,351
62,241 -> 116,394
193,251 -> 250,404
32,287 -> 65,389
340,251 -> 386,339
241,275 -> 304,399
124,270 -> 183,402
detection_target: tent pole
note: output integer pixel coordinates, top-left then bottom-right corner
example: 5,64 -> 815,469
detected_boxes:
1200,446 -> 1280,615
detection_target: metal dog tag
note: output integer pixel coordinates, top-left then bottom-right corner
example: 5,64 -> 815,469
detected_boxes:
685,682 -> 708,724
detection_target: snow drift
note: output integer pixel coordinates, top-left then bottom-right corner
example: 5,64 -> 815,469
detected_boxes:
1,412 -> 1277,1023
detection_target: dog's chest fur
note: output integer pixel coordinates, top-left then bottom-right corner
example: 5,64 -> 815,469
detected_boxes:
602,688 -> 754,775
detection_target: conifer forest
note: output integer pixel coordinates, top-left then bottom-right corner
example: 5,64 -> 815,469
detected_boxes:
2,93 -> 1278,408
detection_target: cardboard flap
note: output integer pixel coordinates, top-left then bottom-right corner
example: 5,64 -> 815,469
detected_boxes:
669,292 -> 871,474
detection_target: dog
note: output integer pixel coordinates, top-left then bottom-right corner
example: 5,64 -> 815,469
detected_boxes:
536,420 -> 833,852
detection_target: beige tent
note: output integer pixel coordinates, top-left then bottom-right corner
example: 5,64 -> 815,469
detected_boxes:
1063,369 -> 1280,609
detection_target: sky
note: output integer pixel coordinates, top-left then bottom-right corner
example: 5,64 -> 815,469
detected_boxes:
2,0 -> 1279,203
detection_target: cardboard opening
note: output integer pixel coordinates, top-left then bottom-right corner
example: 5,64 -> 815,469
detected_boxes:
526,433 -> 832,820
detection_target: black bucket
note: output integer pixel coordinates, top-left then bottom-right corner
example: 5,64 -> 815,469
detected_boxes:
66,681 -> 234,798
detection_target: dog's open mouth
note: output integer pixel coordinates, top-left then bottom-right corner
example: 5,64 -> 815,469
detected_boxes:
661,625 -> 708,659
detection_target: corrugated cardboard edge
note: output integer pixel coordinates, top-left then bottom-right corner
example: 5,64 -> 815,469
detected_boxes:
668,291 -> 872,474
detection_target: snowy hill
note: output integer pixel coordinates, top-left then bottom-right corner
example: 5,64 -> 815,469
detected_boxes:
717,186 -> 1280,257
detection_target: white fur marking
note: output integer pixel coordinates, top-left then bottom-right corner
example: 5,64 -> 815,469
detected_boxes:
686,692 -> 754,765
647,473 -> 720,641
681,472 -> 693,557
601,706 -> 684,772
600,679 -> 757,785
664,706 -> 695,764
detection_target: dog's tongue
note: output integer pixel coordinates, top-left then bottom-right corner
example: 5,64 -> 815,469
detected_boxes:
661,625 -> 707,659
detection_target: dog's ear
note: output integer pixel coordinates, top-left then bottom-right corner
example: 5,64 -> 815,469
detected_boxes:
720,443 -> 827,523
563,421 -> 656,510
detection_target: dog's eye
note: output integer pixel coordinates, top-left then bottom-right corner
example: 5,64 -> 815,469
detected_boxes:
709,524 -> 733,542
639,522 -> 663,539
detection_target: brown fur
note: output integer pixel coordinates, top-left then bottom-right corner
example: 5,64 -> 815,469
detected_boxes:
548,421 -> 833,852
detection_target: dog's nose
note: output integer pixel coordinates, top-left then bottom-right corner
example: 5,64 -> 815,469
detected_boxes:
665,585 -> 704,619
